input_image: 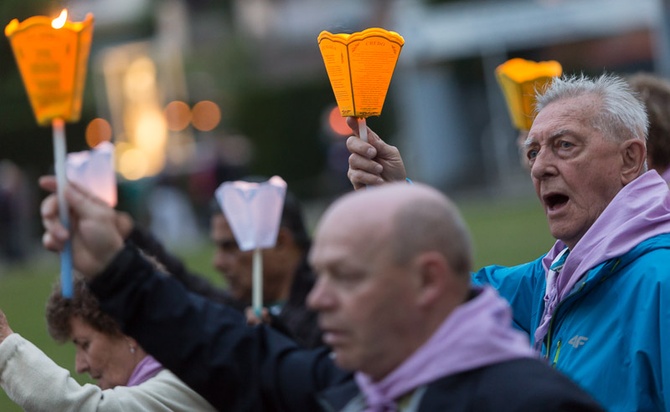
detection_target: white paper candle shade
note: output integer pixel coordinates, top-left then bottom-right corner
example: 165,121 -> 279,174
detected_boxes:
214,176 -> 287,252
66,141 -> 117,207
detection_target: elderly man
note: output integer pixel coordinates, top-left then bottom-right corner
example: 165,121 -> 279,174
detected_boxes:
346,74 -> 670,411
39,179 -> 603,411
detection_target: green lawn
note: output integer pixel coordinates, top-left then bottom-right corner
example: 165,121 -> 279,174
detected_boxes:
0,194 -> 552,410
458,196 -> 554,268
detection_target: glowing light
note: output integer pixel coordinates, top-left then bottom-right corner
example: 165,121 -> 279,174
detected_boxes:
51,9 -> 67,29
133,110 -> 167,177
123,57 -> 157,99
192,100 -> 221,132
328,106 -> 353,136
85,118 -> 113,148
134,110 -> 166,148
118,147 -> 148,181
164,100 -> 192,131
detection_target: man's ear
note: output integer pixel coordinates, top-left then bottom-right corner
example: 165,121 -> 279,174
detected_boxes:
621,139 -> 647,185
413,252 -> 448,308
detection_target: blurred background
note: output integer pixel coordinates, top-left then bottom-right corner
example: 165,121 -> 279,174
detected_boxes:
0,0 -> 667,253
0,0 -> 667,408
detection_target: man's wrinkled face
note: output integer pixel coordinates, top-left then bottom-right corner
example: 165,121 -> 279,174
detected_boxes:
526,95 -> 625,248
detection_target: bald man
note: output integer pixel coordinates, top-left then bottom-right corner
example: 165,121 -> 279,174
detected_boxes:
40,179 -> 603,411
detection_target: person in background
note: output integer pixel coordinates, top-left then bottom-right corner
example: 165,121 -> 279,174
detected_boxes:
0,160 -> 31,264
117,188 -> 321,348
39,178 -> 604,411
0,276 -> 215,411
628,72 -> 670,184
345,73 -> 670,411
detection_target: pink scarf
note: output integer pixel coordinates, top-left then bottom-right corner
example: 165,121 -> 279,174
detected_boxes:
661,167 -> 670,184
534,171 -> 670,348
355,287 -> 533,412
126,355 -> 163,387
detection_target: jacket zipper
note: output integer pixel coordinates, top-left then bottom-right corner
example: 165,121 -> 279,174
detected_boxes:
543,282 -> 586,362
543,259 -> 621,363
552,340 -> 562,367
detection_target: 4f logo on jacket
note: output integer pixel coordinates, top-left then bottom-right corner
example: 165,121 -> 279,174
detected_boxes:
568,335 -> 588,348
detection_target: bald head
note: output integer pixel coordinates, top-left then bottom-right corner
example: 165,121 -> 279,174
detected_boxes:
315,183 -> 473,278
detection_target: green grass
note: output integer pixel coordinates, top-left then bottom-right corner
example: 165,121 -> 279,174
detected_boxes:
458,195 -> 554,268
0,195 -> 553,410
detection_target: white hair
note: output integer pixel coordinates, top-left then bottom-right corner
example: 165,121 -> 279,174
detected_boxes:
535,73 -> 648,143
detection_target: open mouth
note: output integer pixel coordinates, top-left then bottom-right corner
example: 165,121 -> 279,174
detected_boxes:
544,194 -> 569,210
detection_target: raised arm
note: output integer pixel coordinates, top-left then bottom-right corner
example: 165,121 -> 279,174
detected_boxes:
0,310 -> 13,345
117,210 -> 242,308
0,329 -> 215,411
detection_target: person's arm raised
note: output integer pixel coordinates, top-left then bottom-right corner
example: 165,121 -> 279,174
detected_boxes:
0,310 -> 13,345
40,176 -> 124,279
345,117 -> 407,190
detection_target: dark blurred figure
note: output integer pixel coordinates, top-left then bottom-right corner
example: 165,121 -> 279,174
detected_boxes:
628,73 -> 670,184
0,160 -> 31,264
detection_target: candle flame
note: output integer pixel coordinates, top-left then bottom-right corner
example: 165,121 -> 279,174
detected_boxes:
51,9 -> 67,29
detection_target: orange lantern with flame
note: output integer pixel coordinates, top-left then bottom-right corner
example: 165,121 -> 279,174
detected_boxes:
5,10 -> 94,126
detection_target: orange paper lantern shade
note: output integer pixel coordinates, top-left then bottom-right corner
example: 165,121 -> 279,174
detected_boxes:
5,11 -> 94,126
495,58 -> 562,131
318,28 -> 404,118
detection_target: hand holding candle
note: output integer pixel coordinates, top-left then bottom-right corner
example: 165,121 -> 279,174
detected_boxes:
317,28 -> 404,142
6,10 -> 94,297
214,176 -> 287,316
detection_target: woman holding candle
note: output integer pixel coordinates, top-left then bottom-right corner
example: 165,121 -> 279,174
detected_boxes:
0,276 -> 216,411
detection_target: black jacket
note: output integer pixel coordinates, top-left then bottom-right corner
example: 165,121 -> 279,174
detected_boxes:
90,245 -> 603,412
126,225 -> 322,348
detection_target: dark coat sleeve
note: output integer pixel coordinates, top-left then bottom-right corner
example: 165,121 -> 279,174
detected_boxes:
88,245 -> 350,411
125,225 -> 244,310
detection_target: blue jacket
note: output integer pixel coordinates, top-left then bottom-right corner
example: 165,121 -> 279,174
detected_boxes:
473,233 -> 670,412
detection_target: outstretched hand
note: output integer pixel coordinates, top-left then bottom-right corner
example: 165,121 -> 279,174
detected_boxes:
40,176 -> 124,279
346,117 -> 407,190
0,310 -> 13,345
245,307 -> 271,326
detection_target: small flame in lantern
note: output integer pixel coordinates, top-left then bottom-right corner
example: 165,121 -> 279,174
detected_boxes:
51,9 -> 68,29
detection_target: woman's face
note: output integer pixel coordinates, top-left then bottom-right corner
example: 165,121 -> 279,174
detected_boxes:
70,316 -> 140,389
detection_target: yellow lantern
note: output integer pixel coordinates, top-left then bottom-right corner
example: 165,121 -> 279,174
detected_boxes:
495,58 -> 562,131
318,28 -> 404,118
318,27 -> 404,142
5,10 -> 94,126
